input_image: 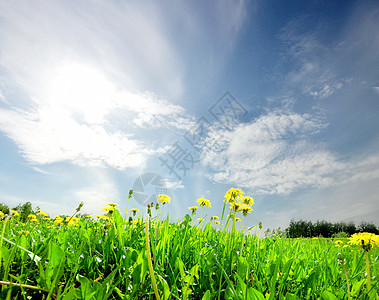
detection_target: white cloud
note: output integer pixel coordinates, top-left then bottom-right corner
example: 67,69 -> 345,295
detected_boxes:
0,106 -> 147,169
202,111 -> 347,194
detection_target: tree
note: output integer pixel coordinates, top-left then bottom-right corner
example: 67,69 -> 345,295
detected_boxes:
0,202 -> 10,214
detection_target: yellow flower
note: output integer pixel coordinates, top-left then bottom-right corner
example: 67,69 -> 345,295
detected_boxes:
102,206 -> 114,212
43,217 -> 51,221
101,216 -> 110,221
197,218 -> 204,222
224,188 -> 244,204
196,198 -> 211,208
188,206 -> 198,212
235,217 -> 241,222
335,240 -> 343,244
107,203 -> 119,207
38,210 -> 49,217
65,216 -> 79,226
30,218 -> 38,223
214,220 -> 220,224
241,196 -> 254,206
211,216 -> 219,221
0,211 -> 4,217
130,208 -> 139,216
157,194 -> 171,205
85,215 -> 92,218
54,218 -> 63,225
239,204 -> 253,217
348,232 -> 379,251
28,214 -> 37,219
11,210 -> 19,216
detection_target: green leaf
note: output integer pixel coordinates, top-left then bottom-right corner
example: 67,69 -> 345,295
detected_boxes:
237,256 -> 248,280
321,290 -> 338,300
247,287 -> 265,300
202,290 -> 211,300
351,279 -> 366,298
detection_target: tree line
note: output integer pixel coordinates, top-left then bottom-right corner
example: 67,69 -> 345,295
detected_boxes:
286,219 -> 379,238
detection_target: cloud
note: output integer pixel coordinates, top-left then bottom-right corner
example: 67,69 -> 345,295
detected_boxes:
202,111 -> 347,194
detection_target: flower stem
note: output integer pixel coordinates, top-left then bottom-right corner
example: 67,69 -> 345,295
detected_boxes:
342,263 -> 351,300
145,213 -> 161,300
365,251 -> 371,294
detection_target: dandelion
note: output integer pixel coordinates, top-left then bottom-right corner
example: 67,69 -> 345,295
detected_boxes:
65,216 -> 79,226
28,214 -> 37,219
101,216 -> 110,221
157,194 -> 171,205
224,188 -> 244,204
38,210 -> 48,217
239,204 -> 253,217
196,198 -> 211,208
30,218 -> 38,223
102,206 -> 114,212
348,232 -> 379,295
211,216 -> 219,221
214,220 -> 220,224
348,232 -> 379,251
130,208 -> 139,216
241,196 -> 254,206
235,218 -> 241,222
54,216 -> 63,225
107,203 -> 119,207
197,218 -> 204,222
188,206 -> 198,213
11,210 -> 19,217
85,215 -> 92,218
0,211 -> 4,217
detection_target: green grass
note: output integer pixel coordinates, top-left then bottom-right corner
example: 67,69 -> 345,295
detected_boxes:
0,202 -> 378,299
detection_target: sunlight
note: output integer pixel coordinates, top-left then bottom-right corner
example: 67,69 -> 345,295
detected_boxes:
46,62 -> 116,124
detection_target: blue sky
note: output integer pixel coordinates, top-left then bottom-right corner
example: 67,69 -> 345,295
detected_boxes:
0,0 -> 378,231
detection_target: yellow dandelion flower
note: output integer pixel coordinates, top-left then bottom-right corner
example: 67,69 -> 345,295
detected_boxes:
241,196 -> 254,206
334,240 -> 343,244
11,210 -> 19,216
130,208 -> 139,216
197,218 -> 204,222
214,220 -> 220,224
30,218 -> 38,223
224,188 -> 244,204
28,214 -> 37,219
348,232 -> 379,251
196,198 -> 211,208
37,210 -> 48,217
101,216 -> 110,221
157,194 -> 171,205
54,218 -> 63,225
211,216 -> 219,221
107,203 -> 119,207
102,206 -> 114,212
188,206 -> 198,212
239,204 -> 253,217
235,217 -> 241,222
0,211 -> 4,217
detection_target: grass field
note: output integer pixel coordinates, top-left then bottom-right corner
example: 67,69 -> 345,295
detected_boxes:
0,189 -> 378,299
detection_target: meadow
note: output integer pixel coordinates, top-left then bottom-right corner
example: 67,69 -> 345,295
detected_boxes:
0,189 -> 378,299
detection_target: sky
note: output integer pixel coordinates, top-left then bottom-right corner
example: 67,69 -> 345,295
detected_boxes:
0,0 -> 378,231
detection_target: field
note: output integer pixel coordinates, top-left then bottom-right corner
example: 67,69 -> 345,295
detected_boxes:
0,190 -> 378,299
